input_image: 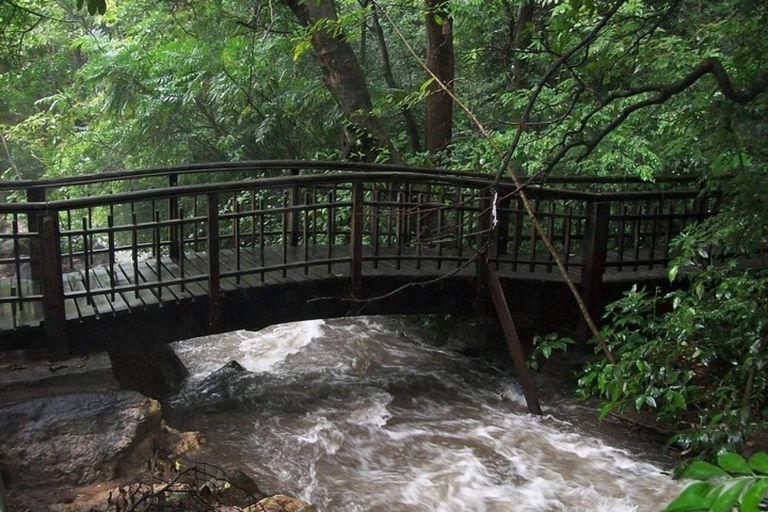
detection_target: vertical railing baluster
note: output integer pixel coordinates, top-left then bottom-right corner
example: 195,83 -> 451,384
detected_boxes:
169,174 -> 180,261
528,199 -> 539,273
350,181 -> 364,298
207,192 -> 221,331
108,214 -> 115,301
82,217 -> 91,306
437,188 -> 445,270
511,198 -> 523,271
327,190 -> 334,274
303,192 -> 309,275
546,200 -> 556,273
235,200 -> 241,285
456,188 -> 463,269
416,192 -> 423,270
154,210 -> 162,301
564,205 -> 573,270
12,218 -> 22,315
648,203 -> 659,270
132,212 -> 139,299
396,190 -> 405,270
372,188 -> 380,270
282,191 -> 289,279
179,207 -> 186,293
259,197 -> 266,282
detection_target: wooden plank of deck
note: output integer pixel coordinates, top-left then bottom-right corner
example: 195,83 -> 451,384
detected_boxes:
91,266 -> 130,314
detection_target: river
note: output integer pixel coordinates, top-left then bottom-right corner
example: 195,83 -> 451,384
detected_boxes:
170,316 -> 682,512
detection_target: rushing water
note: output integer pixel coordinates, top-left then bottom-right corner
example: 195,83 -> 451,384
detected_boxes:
171,317 -> 681,512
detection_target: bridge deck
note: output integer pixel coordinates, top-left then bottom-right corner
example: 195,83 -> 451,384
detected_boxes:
0,245 -> 672,332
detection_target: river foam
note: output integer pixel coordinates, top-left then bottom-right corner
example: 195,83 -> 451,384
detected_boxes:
172,317 -> 681,511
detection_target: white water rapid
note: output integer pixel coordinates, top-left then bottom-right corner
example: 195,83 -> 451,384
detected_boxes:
171,317 -> 682,512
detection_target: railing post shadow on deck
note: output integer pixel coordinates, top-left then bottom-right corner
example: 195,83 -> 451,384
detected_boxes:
576,201 -> 610,347
350,181 -> 364,299
207,192 -> 221,332
39,211 -> 69,360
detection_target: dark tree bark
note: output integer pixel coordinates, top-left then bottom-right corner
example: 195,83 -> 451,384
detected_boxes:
370,7 -> 422,153
281,0 -> 401,162
424,0 -> 454,154
511,0 -> 535,89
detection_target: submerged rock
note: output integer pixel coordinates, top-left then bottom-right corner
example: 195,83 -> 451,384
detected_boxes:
0,391 -> 161,488
165,360 -> 252,412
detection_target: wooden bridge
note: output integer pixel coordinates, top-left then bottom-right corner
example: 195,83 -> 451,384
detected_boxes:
0,161 -> 729,358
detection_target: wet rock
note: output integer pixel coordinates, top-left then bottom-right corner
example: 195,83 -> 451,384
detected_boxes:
109,343 -> 189,400
165,360 -> 251,412
249,494 -> 315,512
0,391 -> 161,488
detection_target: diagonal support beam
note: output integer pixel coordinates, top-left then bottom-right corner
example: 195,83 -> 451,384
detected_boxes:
487,267 -> 542,415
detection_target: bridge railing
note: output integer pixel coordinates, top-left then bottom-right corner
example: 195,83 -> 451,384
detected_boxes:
0,164 -> 721,355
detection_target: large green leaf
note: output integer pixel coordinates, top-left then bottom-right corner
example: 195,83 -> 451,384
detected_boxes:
684,461 -> 729,481
718,453 -> 753,475
663,482 -> 713,512
740,478 -> 768,512
748,453 -> 768,475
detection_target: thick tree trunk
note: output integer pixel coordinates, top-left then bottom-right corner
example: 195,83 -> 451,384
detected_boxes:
282,0 -> 400,162
424,0 -> 454,154
370,8 -> 422,153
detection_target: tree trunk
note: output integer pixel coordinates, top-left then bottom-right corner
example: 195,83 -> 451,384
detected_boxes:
370,8 -> 422,153
512,0 -> 535,89
425,0 -> 454,154
281,0 -> 400,162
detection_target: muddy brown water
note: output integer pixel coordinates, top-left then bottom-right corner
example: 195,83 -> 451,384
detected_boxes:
170,317 -> 682,512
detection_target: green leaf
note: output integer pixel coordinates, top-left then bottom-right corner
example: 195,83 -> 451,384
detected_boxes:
719,453 -> 753,475
663,482 -> 712,512
711,479 -> 749,512
669,266 -> 679,282
684,461 -> 728,481
433,14 -> 444,26
740,478 -> 768,511
748,453 -> 768,475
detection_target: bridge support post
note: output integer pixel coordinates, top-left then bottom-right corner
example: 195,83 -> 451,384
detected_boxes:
475,190 -> 492,314
487,267 -> 542,415
350,181 -> 364,298
207,193 -> 221,331
39,212 -> 69,360
576,201 -> 610,346
26,187 -> 46,286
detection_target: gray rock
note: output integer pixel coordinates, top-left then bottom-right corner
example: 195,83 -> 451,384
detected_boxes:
0,391 -> 162,488
109,343 -> 189,400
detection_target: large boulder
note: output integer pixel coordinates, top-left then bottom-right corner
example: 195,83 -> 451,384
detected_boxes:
109,343 -> 189,400
0,391 -> 161,488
